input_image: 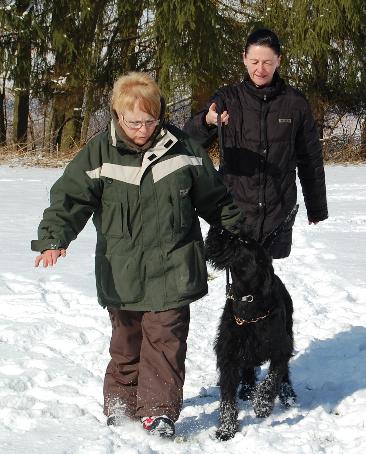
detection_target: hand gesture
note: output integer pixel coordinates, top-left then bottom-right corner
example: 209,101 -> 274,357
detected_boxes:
35,249 -> 67,267
205,103 -> 229,126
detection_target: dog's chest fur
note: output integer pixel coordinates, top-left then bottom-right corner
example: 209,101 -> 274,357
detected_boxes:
215,276 -> 293,369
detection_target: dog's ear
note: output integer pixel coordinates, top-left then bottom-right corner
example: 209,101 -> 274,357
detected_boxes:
205,226 -> 248,269
205,224 -> 272,272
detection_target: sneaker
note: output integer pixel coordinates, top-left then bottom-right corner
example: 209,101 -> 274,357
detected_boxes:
107,414 -> 123,426
141,415 -> 175,438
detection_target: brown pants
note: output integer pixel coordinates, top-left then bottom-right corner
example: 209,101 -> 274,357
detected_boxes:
103,306 -> 190,422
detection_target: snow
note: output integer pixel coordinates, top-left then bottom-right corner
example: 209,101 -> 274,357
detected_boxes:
1,164 -> 366,453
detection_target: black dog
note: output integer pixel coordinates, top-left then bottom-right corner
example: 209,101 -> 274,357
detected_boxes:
205,227 -> 296,441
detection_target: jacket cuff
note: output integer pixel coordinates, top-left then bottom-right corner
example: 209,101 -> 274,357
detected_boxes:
31,238 -> 66,252
307,208 -> 328,223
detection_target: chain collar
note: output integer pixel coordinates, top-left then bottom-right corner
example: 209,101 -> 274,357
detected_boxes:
226,283 -> 271,326
234,310 -> 271,326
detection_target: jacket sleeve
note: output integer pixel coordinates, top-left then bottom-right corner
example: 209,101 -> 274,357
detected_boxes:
183,91 -> 226,147
295,99 -> 328,222
184,138 -> 245,234
31,145 -> 102,252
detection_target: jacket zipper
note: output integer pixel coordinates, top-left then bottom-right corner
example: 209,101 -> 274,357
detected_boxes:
258,95 -> 268,241
139,152 -> 168,306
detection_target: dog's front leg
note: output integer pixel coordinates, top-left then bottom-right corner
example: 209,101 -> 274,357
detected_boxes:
279,369 -> 297,408
216,367 -> 241,441
252,360 -> 288,418
238,367 -> 256,400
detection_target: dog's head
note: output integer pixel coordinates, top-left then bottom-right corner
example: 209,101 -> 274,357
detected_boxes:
205,226 -> 274,302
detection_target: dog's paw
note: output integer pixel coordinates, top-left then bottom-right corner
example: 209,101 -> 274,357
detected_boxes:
279,382 -> 297,408
238,383 -> 254,401
216,427 -> 237,441
252,381 -> 276,418
216,401 -> 238,440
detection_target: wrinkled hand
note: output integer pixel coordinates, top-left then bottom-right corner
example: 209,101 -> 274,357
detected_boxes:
35,249 -> 67,267
205,102 -> 229,126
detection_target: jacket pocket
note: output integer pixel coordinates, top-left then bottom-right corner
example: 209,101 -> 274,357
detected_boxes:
172,187 -> 193,235
101,200 -> 123,237
179,188 -> 193,229
98,254 -> 143,303
100,198 -> 132,239
172,241 -> 208,297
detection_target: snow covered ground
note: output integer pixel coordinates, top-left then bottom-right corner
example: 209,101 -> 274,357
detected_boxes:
0,164 -> 365,453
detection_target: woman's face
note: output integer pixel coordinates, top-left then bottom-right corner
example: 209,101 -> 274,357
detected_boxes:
243,45 -> 281,87
118,102 -> 159,146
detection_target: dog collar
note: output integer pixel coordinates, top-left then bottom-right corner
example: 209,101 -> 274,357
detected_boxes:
234,310 -> 271,326
227,292 -> 254,303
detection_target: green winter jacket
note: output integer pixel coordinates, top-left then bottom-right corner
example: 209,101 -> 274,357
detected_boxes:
31,122 -> 243,311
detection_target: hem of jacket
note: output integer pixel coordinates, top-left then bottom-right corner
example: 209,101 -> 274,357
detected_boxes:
98,287 -> 208,311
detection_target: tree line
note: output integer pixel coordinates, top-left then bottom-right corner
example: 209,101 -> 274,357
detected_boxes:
0,0 -> 366,155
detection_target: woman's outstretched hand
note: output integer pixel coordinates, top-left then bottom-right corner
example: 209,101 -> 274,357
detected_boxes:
35,249 -> 67,267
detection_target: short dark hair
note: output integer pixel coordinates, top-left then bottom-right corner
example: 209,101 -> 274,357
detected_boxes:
244,28 -> 281,56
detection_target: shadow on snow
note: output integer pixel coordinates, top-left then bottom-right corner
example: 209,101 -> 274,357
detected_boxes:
177,326 -> 366,436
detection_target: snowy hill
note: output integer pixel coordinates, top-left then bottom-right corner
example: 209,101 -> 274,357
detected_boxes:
0,164 -> 365,453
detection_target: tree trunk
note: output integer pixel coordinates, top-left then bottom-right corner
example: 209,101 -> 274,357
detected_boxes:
308,56 -> 329,140
0,88 -> 6,145
59,87 -> 84,152
51,78 -> 85,154
13,89 -> 30,144
308,95 -> 327,140
12,0 -> 32,145
191,79 -> 216,116
80,82 -> 95,145
361,119 -> 366,160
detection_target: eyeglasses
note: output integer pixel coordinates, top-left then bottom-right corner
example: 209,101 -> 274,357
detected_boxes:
121,116 -> 159,130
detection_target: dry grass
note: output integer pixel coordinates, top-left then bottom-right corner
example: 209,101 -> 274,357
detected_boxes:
208,137 -> 366,167
0,143 -> 81,168
322,137 -> 366,164
0,136 -> 365,168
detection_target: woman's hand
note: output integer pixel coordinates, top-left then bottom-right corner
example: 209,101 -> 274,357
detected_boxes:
35,249 -> 67,267
205,102 -> 229,126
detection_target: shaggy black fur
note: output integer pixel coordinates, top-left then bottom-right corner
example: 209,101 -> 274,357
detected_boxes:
205,227 -> 296,441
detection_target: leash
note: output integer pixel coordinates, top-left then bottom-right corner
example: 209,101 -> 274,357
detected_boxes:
217,109 -> 232,295
217,110 -> 225,174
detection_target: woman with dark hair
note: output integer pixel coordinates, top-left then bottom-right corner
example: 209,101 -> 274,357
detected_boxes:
184,28 -> 328,258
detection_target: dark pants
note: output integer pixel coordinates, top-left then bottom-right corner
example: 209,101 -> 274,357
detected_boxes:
103,306 -> 190,422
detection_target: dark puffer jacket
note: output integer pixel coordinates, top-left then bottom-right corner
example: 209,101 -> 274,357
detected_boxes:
184,72 -> 328,258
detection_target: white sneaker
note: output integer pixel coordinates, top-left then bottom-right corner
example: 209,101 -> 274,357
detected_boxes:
141,415 -> 175,437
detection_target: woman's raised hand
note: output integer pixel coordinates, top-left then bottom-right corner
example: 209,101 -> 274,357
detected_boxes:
205,103 -> 229,126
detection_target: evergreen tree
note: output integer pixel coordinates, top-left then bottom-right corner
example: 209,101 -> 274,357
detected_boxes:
49,0 -> 109,152
153,0 -> 245,114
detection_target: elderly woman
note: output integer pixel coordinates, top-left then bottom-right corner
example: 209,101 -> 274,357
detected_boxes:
31,72 -> 244,437
184,28 -> 328,259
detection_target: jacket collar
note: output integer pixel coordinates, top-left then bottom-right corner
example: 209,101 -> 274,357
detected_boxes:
243,71 -> 285,101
